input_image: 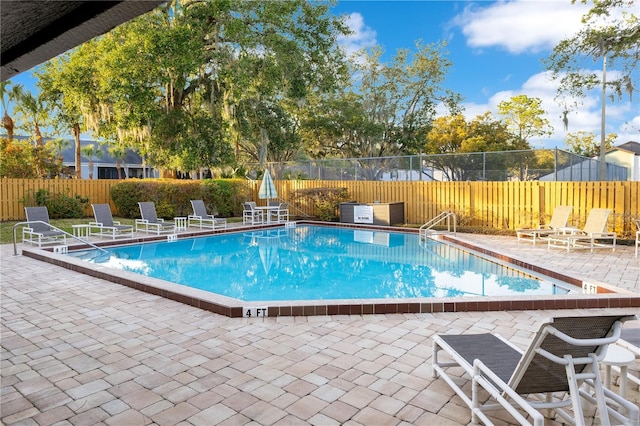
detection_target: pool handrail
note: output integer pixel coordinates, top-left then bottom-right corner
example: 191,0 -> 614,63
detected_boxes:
13,220 -> 109,256
420,211 -> 457,238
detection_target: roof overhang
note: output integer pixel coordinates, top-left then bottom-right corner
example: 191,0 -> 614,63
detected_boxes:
1,1 -> 164,81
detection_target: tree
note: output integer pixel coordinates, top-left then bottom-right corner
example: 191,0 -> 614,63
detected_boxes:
13,89 -> 53,176
347,42 -> 460,157
49,137 -> 69,160
0,138 -> 38,178
297,42 -> 461,179
108,143 -> 128,179
497,95 -> 553,146
13,89 -> 49,147
544,0 -> 638,179
81,143 -> 104,180
49,0 -> 349,176
566,131 -> 616,157
48,138 -> 71,178
545,0 -> 639,104
0,81 -> 23,142
36,47 -> 103,179
424,113 -> 517,181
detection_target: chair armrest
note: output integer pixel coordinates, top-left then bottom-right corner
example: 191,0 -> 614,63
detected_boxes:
135,219 -> 149,224
473,360 -> 545,425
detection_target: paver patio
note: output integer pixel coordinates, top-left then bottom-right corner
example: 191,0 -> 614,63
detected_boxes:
1,229 -> 639,425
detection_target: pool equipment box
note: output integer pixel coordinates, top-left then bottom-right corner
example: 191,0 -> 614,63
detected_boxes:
340,202 -> 404,226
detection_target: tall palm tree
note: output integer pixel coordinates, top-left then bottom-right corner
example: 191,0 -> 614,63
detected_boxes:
81,143 -> 104,179
14,89 -> 48,147
108,144 -> 127,179
0,81 -> 23,141
46,138 -> 71,178
49,137 -> 71,162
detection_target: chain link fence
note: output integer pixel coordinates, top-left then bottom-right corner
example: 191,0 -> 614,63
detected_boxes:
258,149 -> 627,181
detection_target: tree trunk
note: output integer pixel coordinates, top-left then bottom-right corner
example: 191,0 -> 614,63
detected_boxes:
2,112 -> 14,141
34,124 -> 43,147
73,123 -> 81,179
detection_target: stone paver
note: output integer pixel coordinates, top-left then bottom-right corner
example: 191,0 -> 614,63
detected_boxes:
2,232 -> 640,425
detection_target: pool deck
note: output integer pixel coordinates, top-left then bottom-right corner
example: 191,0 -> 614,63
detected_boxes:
2,225 -> 639,425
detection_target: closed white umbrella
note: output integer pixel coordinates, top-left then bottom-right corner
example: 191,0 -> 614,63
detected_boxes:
258,169 -> 277,202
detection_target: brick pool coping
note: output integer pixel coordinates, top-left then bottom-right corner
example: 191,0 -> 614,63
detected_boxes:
21,221 -> 640,317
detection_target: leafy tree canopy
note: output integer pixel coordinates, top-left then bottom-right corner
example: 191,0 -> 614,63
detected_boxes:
497,95 -> 553,146
545,0 -> 639,108
35,0 -> 349,175
566,130 -> 617,157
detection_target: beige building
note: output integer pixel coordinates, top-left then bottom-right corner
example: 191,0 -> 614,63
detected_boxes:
606,141 -> 640,181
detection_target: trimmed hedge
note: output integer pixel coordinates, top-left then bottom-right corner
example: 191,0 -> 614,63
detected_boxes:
110,179 -> 252,219
29,189 -> 89,219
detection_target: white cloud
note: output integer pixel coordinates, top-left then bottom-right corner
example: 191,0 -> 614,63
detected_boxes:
337,12 -> 378,57
453,1 -> 589,54
459,70 -> 638,149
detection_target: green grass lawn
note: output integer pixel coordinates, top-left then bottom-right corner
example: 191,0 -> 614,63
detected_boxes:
0,216 -> 249,245
0,217 -> 135,245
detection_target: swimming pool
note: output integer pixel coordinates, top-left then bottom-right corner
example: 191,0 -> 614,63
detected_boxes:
75,224 -> 570,302
23,221 -> 639,317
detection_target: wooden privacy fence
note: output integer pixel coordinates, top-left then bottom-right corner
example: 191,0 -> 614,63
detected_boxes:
263,180 -> 640,235
1,178 -> 117,220
2,178 -> 639,235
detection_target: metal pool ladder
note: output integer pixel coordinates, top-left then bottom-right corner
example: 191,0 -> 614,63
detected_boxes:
419,211 -> 457,241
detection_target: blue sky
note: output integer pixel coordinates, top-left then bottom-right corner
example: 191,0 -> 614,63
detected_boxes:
331,0 -> 639,149
7,0 -> 639,150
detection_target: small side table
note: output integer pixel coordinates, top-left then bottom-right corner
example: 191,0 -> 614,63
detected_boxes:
602,344 -> 635,398
174,217 -> 187,231
557,226 -> 579,235
72,224 -> 91,240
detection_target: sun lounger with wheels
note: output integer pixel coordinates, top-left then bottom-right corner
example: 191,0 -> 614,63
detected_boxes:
432,314 -> 638,426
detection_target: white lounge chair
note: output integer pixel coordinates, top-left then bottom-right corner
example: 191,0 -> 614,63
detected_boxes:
22,206 -> 67,247
135,202 -> 175,235
516,205 -> 573,244
89,204 -> 134,239
243,202 -> 263,225
547,208 -> 616,252
188,200 -> 227,229
432,314 -> 638,426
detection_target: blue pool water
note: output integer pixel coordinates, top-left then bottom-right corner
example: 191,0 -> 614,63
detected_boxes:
79,225 -> 570,301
